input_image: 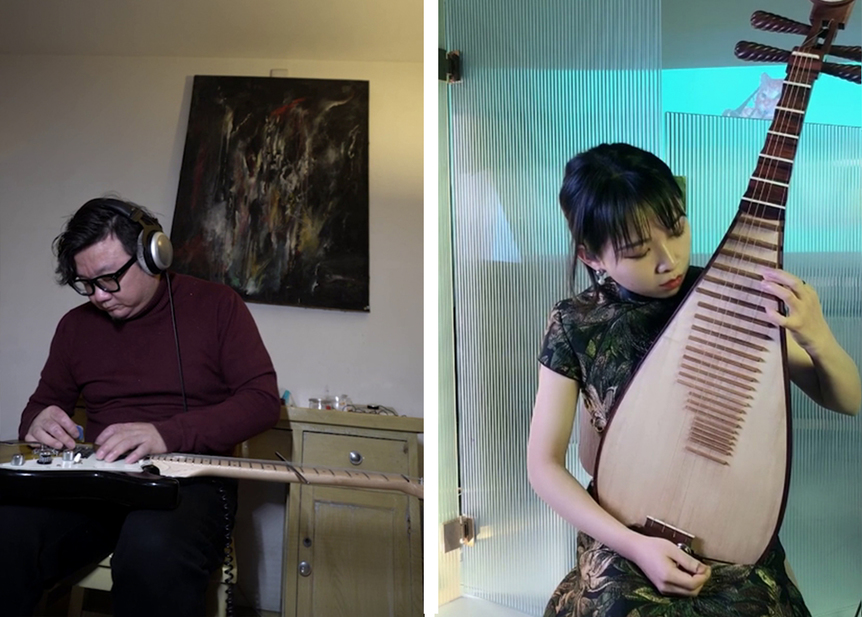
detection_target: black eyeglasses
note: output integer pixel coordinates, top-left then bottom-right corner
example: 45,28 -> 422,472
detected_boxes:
70,256 -> 137,296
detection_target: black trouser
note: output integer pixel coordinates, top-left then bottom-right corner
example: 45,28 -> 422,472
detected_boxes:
0,478 -> 237,617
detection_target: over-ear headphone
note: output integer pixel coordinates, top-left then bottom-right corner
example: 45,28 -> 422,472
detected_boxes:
103,200 -> 173,276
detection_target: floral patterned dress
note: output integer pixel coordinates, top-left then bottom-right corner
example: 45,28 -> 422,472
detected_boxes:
538,267 -> 810,617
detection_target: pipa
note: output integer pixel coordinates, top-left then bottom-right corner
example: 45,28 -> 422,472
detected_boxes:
594,0 -> 860,565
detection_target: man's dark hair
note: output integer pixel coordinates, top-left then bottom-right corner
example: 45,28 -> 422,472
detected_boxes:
53,197 -> 156,286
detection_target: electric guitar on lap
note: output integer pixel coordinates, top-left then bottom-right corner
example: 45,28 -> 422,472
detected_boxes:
0,442 -> 424,510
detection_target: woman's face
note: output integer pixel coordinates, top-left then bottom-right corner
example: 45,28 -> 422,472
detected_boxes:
580,216 -> 692,299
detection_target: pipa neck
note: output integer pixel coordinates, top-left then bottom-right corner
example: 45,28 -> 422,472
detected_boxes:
740,50 -> 822,223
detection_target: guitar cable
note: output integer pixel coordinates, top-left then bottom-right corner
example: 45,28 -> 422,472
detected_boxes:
165,272 -> 188,415
168,271 -> 236,616
219,483 -> 236,617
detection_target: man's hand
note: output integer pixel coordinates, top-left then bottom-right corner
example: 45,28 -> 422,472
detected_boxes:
94,423 -> 167,464
24,406 -> 79,450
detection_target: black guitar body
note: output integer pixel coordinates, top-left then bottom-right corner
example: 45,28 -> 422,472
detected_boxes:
0,466 -> 180,510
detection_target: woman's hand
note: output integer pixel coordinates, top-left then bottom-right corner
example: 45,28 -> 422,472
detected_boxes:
759,268 -> 861,414
759,269 -> 830,354
629,534 -> 711,597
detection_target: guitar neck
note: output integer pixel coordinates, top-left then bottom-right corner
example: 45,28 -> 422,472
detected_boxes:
148,453 -> 424,500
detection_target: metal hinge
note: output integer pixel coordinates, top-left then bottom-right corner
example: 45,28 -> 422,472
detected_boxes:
442,515 -> 475,552
438,49 -> 462,83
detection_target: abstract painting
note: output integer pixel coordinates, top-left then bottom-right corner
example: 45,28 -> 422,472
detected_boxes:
170,75 -> 369,311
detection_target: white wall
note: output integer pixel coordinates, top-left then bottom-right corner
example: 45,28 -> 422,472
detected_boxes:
0,54 -> 422,611
0,54 -> 423,435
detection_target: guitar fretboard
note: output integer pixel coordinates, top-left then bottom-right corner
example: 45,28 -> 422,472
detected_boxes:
149,453 -> 425,499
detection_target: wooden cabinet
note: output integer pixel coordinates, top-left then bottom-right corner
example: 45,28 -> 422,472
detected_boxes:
242,407 -> 423,617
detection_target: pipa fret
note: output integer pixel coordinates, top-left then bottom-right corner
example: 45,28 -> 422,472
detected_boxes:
715,249 -> 778,268
690,324 -> 770,351
688,390 -> 751,414
681,354 -> 760,383
726,234 -> 781,251
689,335 -> 763,363
686,406 -> 744,430
691,416 -> 741,438
692,314 -> 774,340
676,375 -> 755,401
708,264 -> 762,281
695,288 -> 766,312
695,302 -> 776,329
684,344 -> 762,373
679,362 -> 757,392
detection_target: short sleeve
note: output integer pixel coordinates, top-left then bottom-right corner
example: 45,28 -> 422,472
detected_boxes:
538,302 -> 582,383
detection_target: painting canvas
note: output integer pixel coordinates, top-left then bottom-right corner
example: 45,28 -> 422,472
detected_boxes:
170,75 -> 370,311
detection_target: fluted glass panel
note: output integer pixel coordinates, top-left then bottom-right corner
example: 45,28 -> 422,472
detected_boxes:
666,112 -> 862,616
445,1 -> 662,612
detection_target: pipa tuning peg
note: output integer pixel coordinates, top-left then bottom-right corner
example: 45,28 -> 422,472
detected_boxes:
735,41 -> 792,64
751,9 -> 862,62
829,44 -> 862,62
751,10 -> 809,35
749,5 -> 861,63
825,62 -> 861,84
735,41 -> 861,84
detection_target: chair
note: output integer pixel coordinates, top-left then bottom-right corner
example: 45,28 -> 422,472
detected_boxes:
66,539 -> 236,617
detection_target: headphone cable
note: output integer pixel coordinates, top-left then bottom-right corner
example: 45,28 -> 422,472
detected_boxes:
166,272 -> 188,414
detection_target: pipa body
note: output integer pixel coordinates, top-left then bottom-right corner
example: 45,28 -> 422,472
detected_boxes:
594,212 -> 791,564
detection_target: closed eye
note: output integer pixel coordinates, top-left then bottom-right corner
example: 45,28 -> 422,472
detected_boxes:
622,249 -> 649,260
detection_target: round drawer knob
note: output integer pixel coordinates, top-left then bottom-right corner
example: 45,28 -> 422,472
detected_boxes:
299,561 -> 312,577
349,451 -> 363,466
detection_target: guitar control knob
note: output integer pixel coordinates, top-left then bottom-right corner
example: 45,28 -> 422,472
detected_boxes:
10,454 -> 24,466
62,450 -> 75,462
299,561 -> 312,577
37,451 -> 53,465
349,451 -> 363,466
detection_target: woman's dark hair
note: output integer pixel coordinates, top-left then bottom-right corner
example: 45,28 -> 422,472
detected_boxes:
53,197 -> 156,286
559,143 -> 685,291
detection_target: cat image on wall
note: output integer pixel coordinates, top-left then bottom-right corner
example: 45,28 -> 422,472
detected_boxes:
723,72 -> 783,120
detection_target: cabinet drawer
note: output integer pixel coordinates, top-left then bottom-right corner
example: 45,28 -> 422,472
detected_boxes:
302,431 -> 409,474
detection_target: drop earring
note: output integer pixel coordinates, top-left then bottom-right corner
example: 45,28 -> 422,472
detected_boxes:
595,269 -> 607,285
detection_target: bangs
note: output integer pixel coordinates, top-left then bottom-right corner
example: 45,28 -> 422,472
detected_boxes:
583,179 -> 685,257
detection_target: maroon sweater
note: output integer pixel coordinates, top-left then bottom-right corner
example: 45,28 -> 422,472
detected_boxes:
19,272 -> 281,454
